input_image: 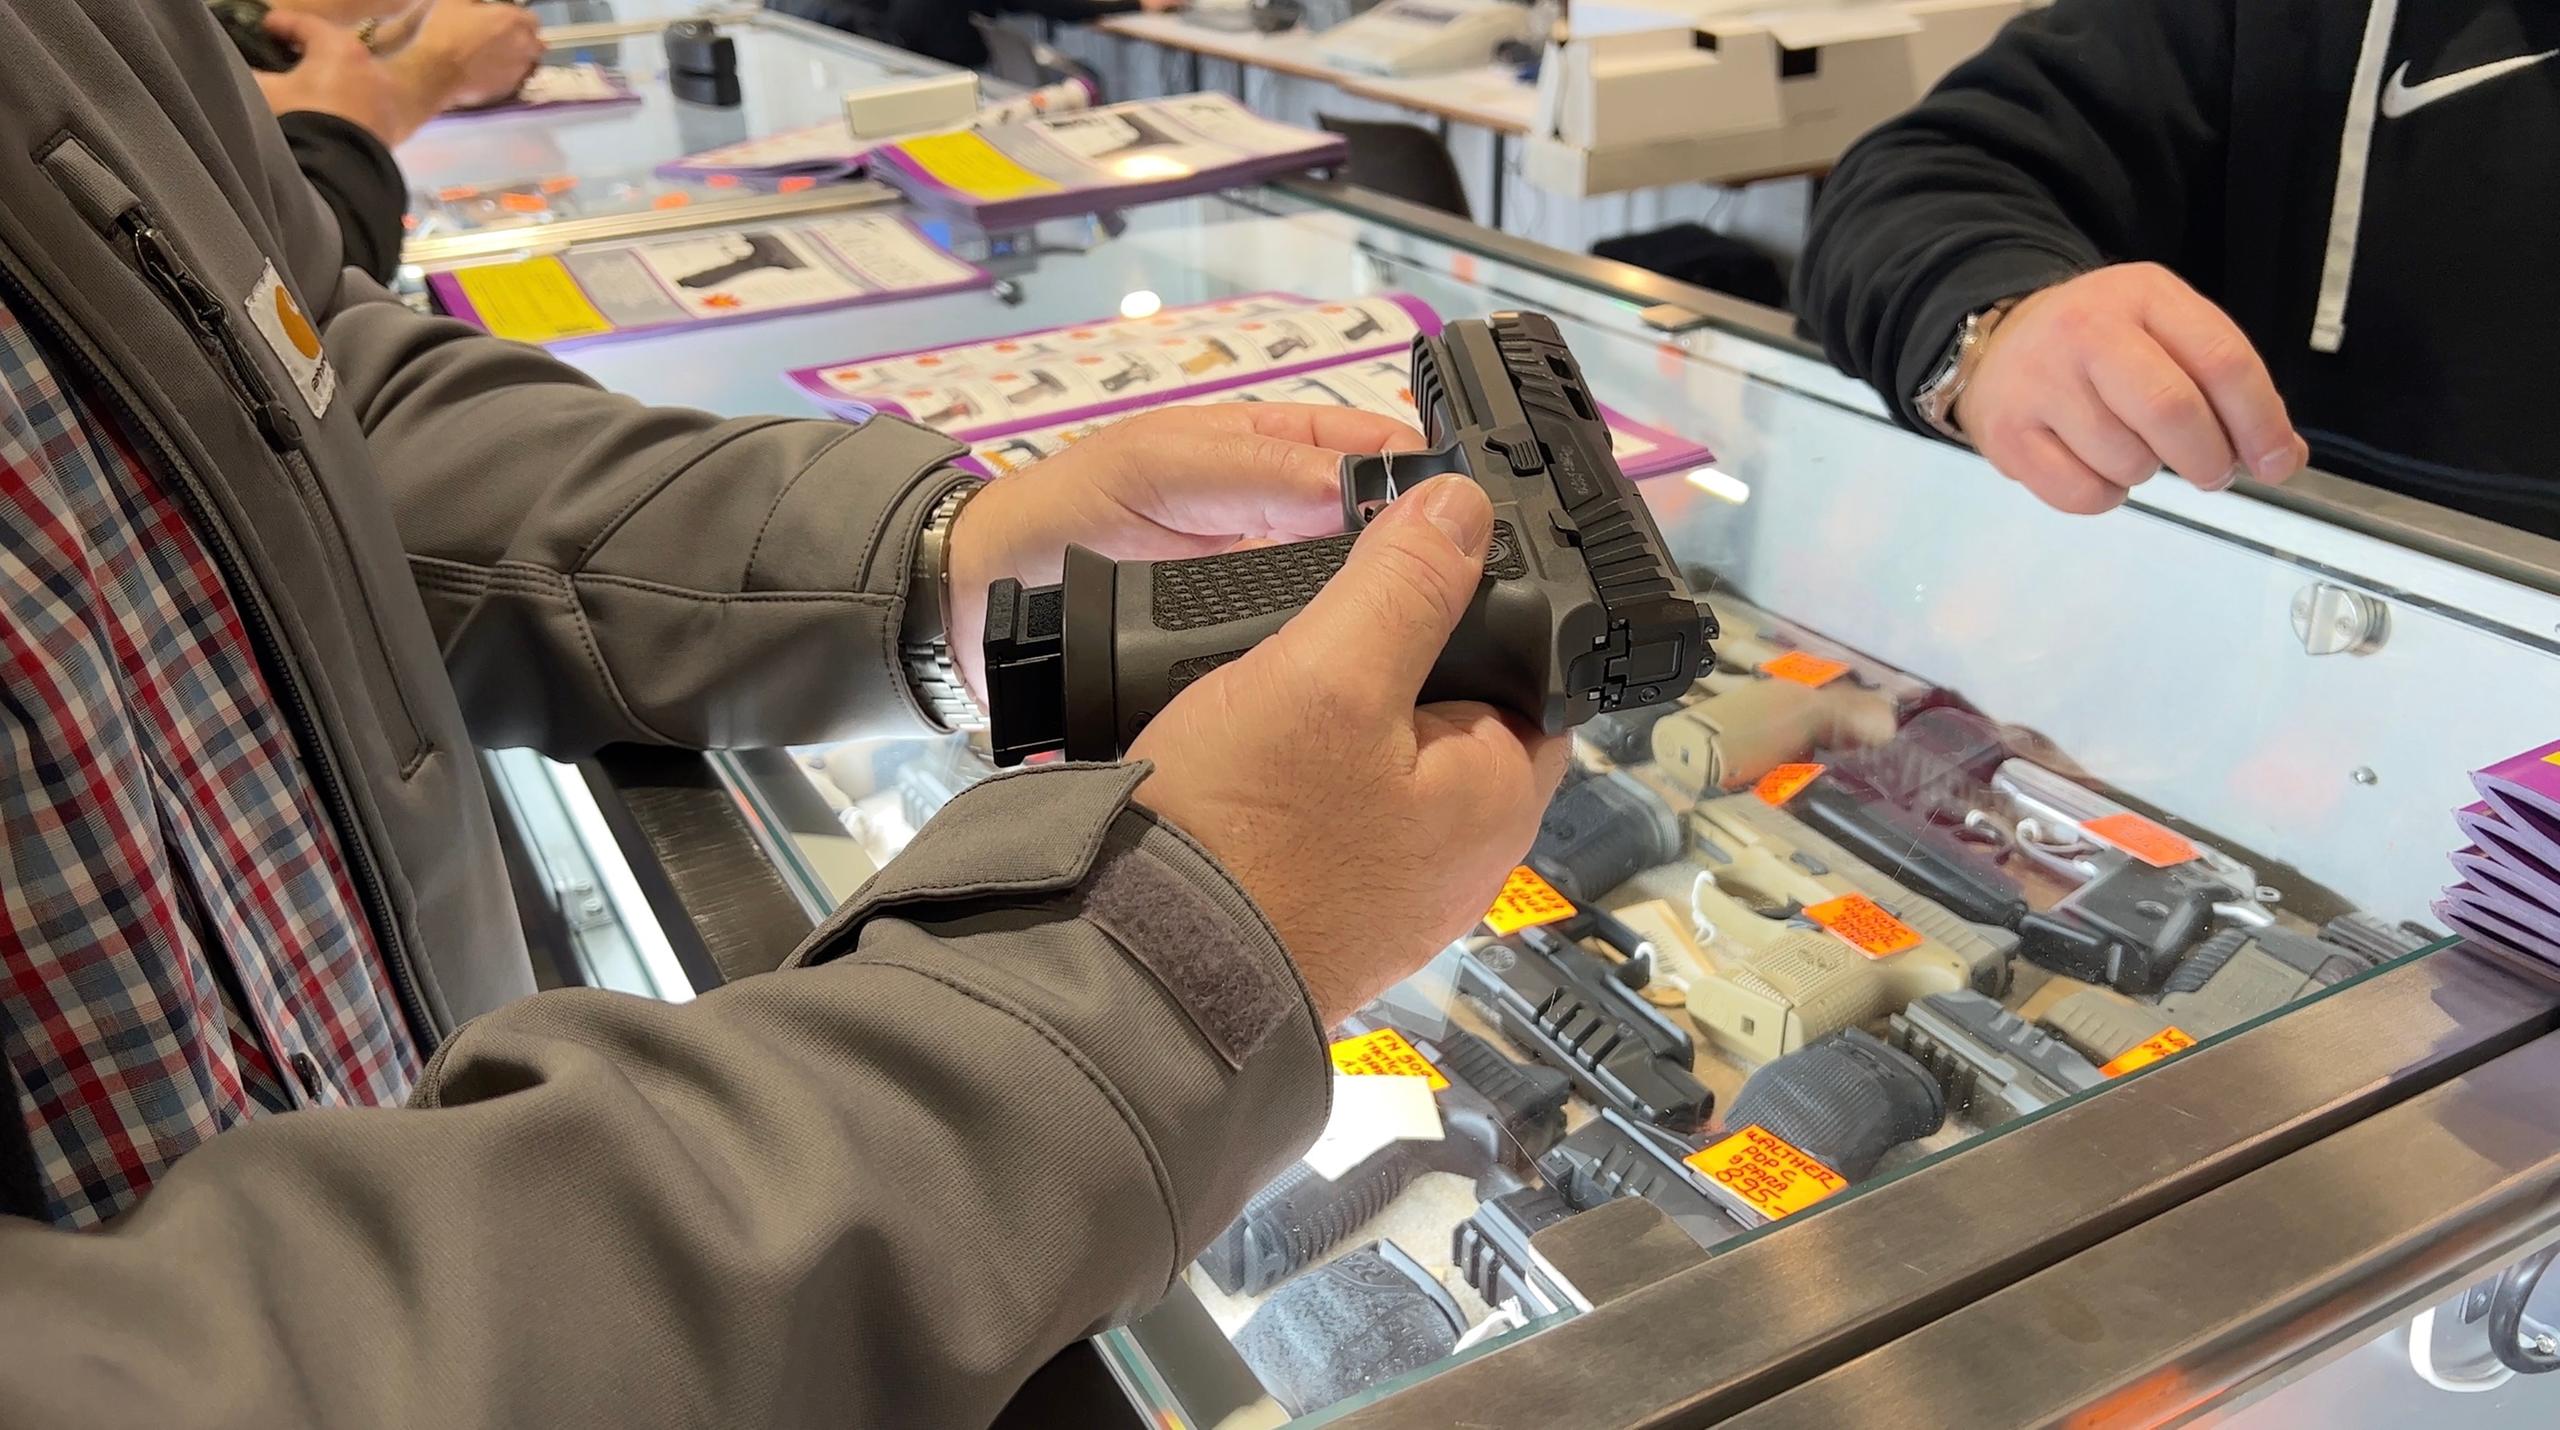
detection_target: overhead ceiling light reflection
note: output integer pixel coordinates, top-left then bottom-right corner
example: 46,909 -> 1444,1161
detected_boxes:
1119,289 -> 1163,319
1685,466 -> 1750,504
1107,153 -> 1194,182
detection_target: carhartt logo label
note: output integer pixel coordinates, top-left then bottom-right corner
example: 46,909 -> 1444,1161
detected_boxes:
273,284 -> 321,359
244,261 -> 335,419
2380,50 -> 2559,119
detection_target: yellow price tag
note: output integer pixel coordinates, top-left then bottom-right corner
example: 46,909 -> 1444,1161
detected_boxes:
1484,865 -> 1576,936
1686,1125 -> 1848,1222
446,257 -> 613,345
895,132 -> 1065,202
2101,1026 -> 2198,1078
1327,1028 -> 1448,1091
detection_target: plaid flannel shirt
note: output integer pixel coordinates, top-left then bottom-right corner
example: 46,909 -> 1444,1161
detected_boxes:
0,296 -> 419,1227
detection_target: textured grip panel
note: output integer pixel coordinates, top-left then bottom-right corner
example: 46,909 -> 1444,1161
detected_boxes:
1204,1148 -> 1420,1296
1724,1030 -> 1945,1181
1233,1242 -> 1464,1419
1150,533 -> 1359,631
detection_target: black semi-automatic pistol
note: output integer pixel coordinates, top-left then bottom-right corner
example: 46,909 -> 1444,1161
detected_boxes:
980,311 -> 1715,762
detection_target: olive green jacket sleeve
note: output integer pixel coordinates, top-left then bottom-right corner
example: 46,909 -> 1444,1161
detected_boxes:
0,764 -> 1330,1429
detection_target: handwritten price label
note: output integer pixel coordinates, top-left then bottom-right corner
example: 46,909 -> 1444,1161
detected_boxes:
1327,1028 -> 1449,1091
1761,650 -> 1851,688
2081,812 -> 2201,868
1687,1125 -> 1848,1222
1754,763 -> 1825,807
1484,865 -> 1577,936
2101,1026 -> 2198,1078
1804,893 -> 1925,958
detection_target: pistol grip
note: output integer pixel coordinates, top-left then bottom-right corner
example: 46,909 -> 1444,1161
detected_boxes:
1202,1146 -> 1422,1297
1016,528 -> 1549,762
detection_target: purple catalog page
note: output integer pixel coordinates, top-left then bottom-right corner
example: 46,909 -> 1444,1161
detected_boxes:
427,214 -> 991,350
423,63 -> 641,127
2435,898 -> 2551,964
2450,846 -> 2560,920
784,292 -> 1715,480
870,93 -> 1348,228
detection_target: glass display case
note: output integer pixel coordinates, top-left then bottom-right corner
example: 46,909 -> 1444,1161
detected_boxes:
395,11 -> 936,266
439,23 -> 2560,1427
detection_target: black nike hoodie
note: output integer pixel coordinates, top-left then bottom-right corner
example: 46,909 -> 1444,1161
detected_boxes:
1795,0 -> 2560,533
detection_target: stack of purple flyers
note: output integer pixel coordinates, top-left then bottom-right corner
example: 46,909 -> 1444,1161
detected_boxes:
2439,739 -> 2560,965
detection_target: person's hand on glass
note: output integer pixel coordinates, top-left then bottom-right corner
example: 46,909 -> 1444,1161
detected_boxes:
1955,263 -> 2311,515
252,11 -> 421,144
384,0 -> 545,115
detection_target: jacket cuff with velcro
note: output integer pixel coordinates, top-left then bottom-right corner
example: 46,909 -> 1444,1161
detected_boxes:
795,761 -> 1331,1269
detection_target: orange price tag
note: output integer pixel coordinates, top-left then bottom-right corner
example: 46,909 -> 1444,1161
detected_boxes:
1484,865 -> 1576,936
1685,1125 -> 1848,1222
1761,650 -> 1850,688
1804,893 -> 1924,958
2081,812 -> 2201,868
651,192 -> 691,210
2101,1026 -> 2198,1078
778,175 -> 817,194
1327,1028 -> 1449,1091
1450,254 -> 1479,283
1755,763 -> 1825,807
498,192 -> 548,214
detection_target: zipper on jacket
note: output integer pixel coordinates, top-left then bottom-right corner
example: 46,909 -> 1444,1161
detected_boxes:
120,210 -> 430,761
0,243 -> 435,1047
123,216 -> 303,453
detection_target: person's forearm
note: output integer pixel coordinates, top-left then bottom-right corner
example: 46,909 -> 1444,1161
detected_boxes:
320,265 -> 975,756
1794,0 -> 2234,429
276,113 -> 405,279
0,764 -> 1328,1429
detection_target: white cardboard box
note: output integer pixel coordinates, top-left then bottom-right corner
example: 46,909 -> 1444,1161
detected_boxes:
1524,0 -> 2022,194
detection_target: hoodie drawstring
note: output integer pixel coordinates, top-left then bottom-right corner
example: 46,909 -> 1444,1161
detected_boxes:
2311,0 -> 2400,353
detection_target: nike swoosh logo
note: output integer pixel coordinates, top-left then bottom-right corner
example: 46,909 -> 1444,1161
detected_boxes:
2380,50 -> 2560,118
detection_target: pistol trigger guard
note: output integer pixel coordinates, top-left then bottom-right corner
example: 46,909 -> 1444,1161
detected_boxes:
1338,445 -> 1471,530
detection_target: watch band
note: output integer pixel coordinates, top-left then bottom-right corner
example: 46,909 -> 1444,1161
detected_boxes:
900,480 -> 987,732
1914,296 -> 2024,442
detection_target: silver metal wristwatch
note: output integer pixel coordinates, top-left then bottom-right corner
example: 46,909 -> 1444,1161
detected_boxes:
899,481 -> 987,732
1914,296 -> 2023,442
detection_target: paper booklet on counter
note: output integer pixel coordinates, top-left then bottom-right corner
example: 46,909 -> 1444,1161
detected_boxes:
783,292 -> 1713,479
658,79 -> 1099,188
2440,739 -> 2560,969
864,93 -> 1350,226
425,63 -> 640,126
426,214 -> 990,349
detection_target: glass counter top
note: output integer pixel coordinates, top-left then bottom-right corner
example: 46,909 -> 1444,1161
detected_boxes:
395,12 -> 940,258
474,70 -> 2560,1423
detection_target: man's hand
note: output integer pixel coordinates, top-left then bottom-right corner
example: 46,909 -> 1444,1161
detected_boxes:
943,403 -> 1422,702
1954,263 -> 2311,515
387,0 -> 545,114
1127,475 -> 1570,1026
254,12 -> 424,143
